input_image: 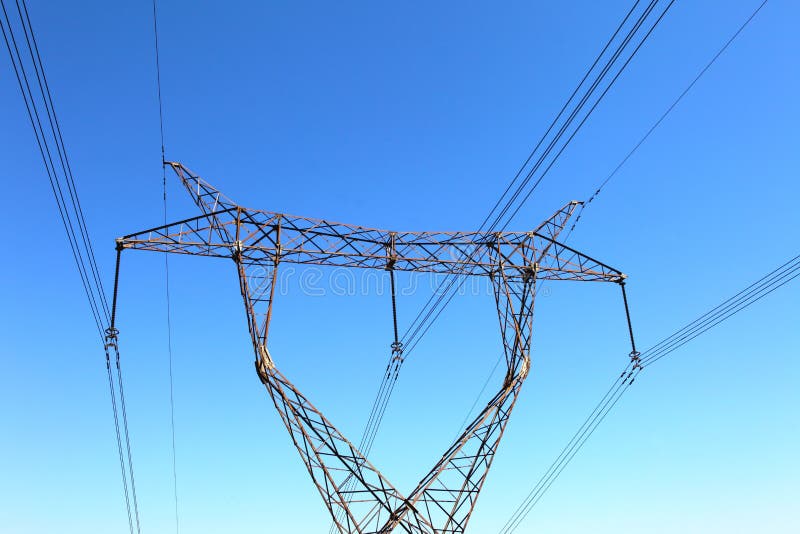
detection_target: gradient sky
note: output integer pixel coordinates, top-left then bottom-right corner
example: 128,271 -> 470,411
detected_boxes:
1,1 -> 798,533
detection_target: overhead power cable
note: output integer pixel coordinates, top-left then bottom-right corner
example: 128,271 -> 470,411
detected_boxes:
498,251 -> 797,533
497,365 -> 634,534
456,0 -> 771,442
392,1 -> 673,414
0,0 -> 108,336
344,3 -> 676,506
150,0 -> 181,532
401,0 -> 675,359
0,1 -> 141,532
640,253 -> 798,368
562,0 -> 772,242
496,4 -> 776,530
330,4 -> 676,529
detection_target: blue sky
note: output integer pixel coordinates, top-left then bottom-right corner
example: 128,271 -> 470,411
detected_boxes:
1,1 -> 798,533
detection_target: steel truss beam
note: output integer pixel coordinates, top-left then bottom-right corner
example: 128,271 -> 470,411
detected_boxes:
120,163 -> 624,284
117,163 -> 627,533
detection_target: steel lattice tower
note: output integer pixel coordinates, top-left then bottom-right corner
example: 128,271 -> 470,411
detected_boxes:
111,163 -> 630,533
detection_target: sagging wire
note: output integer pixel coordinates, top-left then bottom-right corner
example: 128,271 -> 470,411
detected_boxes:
1,1 -> 142,531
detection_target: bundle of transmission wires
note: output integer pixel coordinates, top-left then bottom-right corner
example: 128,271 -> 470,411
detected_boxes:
497,252 -> 799,534
0,2 -> 141,532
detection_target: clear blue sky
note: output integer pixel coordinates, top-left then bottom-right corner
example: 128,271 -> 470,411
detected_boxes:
1,1 -> 798,533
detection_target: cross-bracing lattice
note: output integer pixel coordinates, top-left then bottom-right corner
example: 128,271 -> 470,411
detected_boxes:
115,163 -> 628,533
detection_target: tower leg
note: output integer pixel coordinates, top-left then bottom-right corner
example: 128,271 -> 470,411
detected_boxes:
380,262 -> 536,533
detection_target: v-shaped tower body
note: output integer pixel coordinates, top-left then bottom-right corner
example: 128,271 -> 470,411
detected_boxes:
116,163 -> 627,533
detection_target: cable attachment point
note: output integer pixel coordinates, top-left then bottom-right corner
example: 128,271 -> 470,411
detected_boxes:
388,341 -> 405,381
103,327 -> 122,369
104,326 -> 120,349
629,350 -> 642,371
391,341 -> 405,375
391,340 -> 404,360
621,350 -> 642,385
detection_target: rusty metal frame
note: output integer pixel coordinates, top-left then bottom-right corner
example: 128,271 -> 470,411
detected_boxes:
116,162 -> 627,533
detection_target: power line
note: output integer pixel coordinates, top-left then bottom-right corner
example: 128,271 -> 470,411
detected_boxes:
497,1 -> 777,526
0,1 -> 141,531
0,1 -> 107,336
400,0 -> 674,356
115,343 -> 143,532
404,0 -> 674,375
452,1 -> 774,514
471,0 -> 646,239
563,0 -> 772,241
105,347 -> 137,534
498,367 -> 634,533
641,254 -> 798,367
331,4 -> 676,527
499,252 -> 798,533
346,3 -> 677,503
15,0 -> 112,323
151,0 -> 180,531
351,5 -> 677,510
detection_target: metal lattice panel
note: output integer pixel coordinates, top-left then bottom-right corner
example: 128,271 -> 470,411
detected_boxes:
117,163 -> 627,533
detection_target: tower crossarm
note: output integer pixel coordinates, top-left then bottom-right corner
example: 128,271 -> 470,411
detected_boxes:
117,208 -> 624,283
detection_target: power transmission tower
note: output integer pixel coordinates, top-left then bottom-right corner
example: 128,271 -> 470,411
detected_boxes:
112,162 -> 630,533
